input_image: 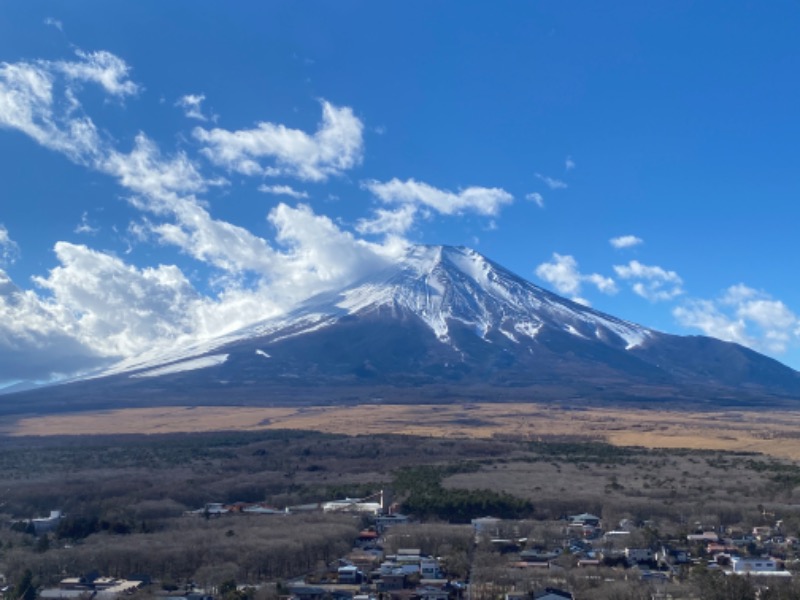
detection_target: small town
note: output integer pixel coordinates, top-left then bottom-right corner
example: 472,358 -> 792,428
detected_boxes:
3,493 -> 800,600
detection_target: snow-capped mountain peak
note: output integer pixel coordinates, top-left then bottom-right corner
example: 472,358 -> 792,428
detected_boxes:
327,244 -> 652,351
27,244 -> 798,412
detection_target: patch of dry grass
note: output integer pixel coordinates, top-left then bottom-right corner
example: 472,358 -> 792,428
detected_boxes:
9,403 -> 800,460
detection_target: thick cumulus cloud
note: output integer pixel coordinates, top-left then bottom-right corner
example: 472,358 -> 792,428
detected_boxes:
33,242 -> 200,357
535,253 -> 617,305
674,284 -> 800,354
0,268 -> 107,380
269,203 -> 399,294
193,100 -> 364,181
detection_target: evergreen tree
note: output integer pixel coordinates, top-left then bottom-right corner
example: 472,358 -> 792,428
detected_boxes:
15,569 -> 36,600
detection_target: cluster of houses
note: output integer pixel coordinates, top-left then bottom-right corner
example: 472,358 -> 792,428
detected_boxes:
475,512 -> 795,583
295,547 -> 454,600
8,502 -> 798,600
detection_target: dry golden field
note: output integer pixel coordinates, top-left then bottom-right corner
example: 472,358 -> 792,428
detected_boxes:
7,402 -> 800,460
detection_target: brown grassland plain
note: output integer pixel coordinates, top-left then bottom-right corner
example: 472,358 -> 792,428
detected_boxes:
7,402 -> 800,460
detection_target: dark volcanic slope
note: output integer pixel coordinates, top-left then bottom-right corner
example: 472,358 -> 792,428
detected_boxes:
4,245 -> 800,415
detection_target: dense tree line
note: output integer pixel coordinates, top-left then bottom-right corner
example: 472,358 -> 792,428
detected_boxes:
393,465 -> 534,523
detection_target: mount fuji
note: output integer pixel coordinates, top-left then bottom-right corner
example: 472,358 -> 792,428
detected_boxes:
5,245 -> 800,415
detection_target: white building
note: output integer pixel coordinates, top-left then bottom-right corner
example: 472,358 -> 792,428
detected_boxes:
32,510 -> 63,535
730,557 -> 778,573
322,498 -> 382,515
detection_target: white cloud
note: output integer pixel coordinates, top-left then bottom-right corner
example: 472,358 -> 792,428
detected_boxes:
74,211 -> 99,235
535,173 -> 568,190
258,184 -> 309,199
0,59 -> 99,161
610,235 -> 643,249
614,260 -> 683,301
674,284 -> 800,355
363,177 -> 513,216
55,50 -> 140,97
535,253 -> 617,302
584,273 -> 618,294
0,49 -> 142,167
194,100 -> 364,181
357,205 -> 417,236
0,225 -> 20,265
32,242 -> 201,357
0,50 -> 414,385
146,200 -> 277,275
44,17 -> 63,31
0,49 -> 393,295
0,209 -> 402,384
103,133 -> 211,201
565,156 -> 575,171
674,300 -> 753,348
526,192 -> 544,208
176,93 -> 212,121
0,268 -> 107,381
268,203 -> 399,297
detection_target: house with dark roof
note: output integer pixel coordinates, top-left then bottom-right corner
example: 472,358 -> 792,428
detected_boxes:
532,588 -> 573,600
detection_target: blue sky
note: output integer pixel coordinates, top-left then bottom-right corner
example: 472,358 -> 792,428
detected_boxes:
1,1 -> 800,385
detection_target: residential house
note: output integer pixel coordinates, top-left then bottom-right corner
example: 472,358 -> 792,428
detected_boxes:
520,549 -> 561,564
413,586 -> 449,600
686,532 -> 718,543
533,588 -> 574,600
39,591 -> 88,599
376,574 -> 406,592
290,586 -> 327,600
568,513 -> 600,528
656,545 -> 689,565
375,513 -> 410,532
338,566 -> 364,585
752,526 -> 773,542
730,557 -> 783,574
625,548 -> 654,565
472,516 -> 501,536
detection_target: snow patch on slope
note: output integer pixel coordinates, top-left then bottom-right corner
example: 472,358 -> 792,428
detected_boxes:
131,354 -> 229,378
515,322 -> 543,339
